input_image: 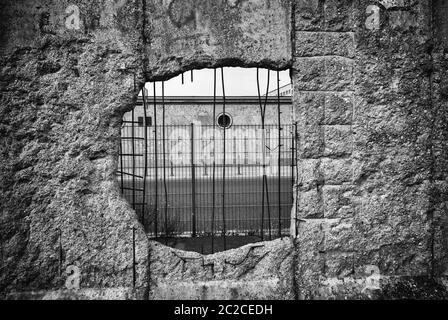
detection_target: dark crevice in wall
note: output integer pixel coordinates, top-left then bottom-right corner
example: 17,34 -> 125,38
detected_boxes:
289,0 -> 299,300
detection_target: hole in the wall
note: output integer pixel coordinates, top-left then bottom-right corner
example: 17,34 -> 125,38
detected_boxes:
117,67 -> 295,254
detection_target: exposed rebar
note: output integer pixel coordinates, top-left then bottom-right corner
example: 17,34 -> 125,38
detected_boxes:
153,82 -> 158,238
162,81 -> 168,242
277,70 -> 282,237
221,67 -> 227,250
142,86 -> 149,228
211,68 -> 217,254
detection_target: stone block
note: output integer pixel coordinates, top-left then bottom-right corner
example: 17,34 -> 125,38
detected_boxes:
294,0 -> 324,31
297,158 -> 321,190
300,125 -> 325,158
324,125 -> 352,157
294,0 -> 353,32
324,92 -> 353,125
294,91 -> 325,125
293,57 -> 353,91
297,188 -> 324,218
321,158 -> 352,184
324,251 -> 355,278
293,57 -> 327,91
295,31 -> 355,58
324,57 -> 354,91
323,220 -> 356,252
323,184 -> 354,218
323,0 -> 354,32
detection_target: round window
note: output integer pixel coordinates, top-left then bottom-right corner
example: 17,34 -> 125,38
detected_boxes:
217,113 -> 233,129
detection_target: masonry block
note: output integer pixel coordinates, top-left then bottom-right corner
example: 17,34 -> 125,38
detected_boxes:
297,188 -> 324,218
295,31 -> 355,58
323,220 -> 356,252
294,57 -> 353,91
300,125 -> 325,158
323,184 -> 354,219
294,219 -> 326,299
293,58 -> 326,91
294,0 -> 323,31
323,0 -> 354,32
297,158 -> 321,190
324,125 -> 352,157
324,251 -> 355,278
324,92 -> 353,125
321,158 -> 352,184
294,91 -> 324,125
294,0 -> 353,32
324,57 -> 354,91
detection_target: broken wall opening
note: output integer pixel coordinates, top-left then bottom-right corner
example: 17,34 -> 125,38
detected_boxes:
118,67 -> 295,254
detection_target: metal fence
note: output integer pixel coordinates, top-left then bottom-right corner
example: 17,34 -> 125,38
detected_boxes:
117,122 -> 297,240
117,68 -> 296,252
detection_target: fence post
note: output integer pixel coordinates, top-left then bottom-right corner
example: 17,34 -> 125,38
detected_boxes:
191,123 -> 197,237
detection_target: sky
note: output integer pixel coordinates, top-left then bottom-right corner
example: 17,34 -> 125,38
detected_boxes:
142,67 -> 290,97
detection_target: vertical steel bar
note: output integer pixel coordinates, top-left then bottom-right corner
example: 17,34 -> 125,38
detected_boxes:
131,106 -> 136,210
264,73 -> 272,241
162,82 -> 168,240
119,141 -> 124,194
211,69 -> 217,253
293,122 -> 298,238
142,87 -> 149,229
191,123 -> 197,237
257,69 -> 271,240
256,69 -> 264,240
153,82 -> 158,238
266,173 -> 272,240
277,71 -> 282,237
221,67 -> 227,250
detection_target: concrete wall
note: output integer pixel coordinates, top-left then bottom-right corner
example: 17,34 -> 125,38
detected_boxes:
0,0 -> 447,299
124,99 -> 292,126
292,0 -> 448,299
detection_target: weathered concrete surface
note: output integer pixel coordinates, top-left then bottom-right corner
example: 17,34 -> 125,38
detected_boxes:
0,0 -> 150,296
5,287 -> 146,300
145,0 -> 292,79
0,0 -> 294,299
1,0 -> 447,300
292,0 -> 448,299
149,238 -> 295,300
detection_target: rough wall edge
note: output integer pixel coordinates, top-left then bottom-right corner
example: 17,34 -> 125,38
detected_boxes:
144,58 -> 293,82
